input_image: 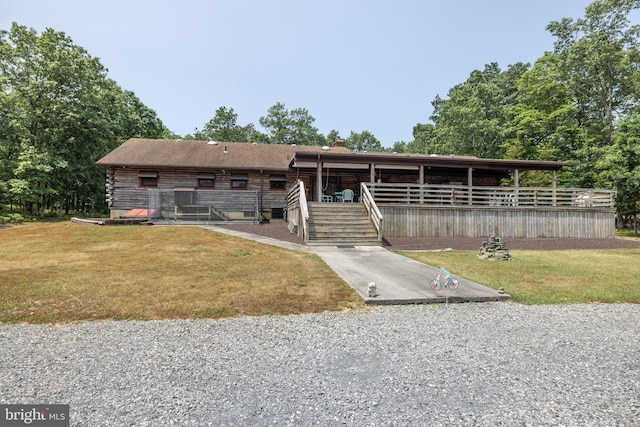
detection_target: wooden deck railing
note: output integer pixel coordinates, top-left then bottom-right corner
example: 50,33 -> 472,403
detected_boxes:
286,181 -> 309,241
360,182 -> 384,241
364,183 -> 615,209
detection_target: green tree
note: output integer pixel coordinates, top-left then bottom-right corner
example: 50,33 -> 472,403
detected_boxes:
248,129 -> 270,144
0,23 -> 171,214
258,102 -> 325,145
544,0 -> 640,187
325,129 -> 341,146
430,62 -> 529,158
194,106 -> 253,142
390,141 -> 407,153
405,123 -> 437,154
597,111 -> 640,222
345,130 -> 383,152
114,88 -> 174,141
505,54 -> 580,163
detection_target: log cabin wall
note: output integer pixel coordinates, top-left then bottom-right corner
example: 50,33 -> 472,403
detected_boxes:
106,167 -> 293,219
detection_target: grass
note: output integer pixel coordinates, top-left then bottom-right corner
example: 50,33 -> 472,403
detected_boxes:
2,222 -> 638,323
0,222 -> 363,323
400,246 -> 640,304
617,228 -> 640,239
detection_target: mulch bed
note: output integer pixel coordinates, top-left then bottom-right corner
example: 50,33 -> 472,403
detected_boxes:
218,220 -> 640,251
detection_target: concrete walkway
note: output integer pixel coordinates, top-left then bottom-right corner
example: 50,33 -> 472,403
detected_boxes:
202,225 -> 510,305
311,245 -> 510,304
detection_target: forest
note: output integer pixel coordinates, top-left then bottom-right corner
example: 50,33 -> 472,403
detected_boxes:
0,0 -> 639,224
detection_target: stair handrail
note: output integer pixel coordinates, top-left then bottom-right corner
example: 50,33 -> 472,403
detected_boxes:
360,182 -> 383,241
299,181 -> 309,242
287,180 -> 309,242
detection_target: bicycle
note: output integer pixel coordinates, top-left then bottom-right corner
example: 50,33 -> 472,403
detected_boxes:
430,267 -> 459,291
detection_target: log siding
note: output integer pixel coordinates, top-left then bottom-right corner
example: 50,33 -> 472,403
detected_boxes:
105,167 -> 294,220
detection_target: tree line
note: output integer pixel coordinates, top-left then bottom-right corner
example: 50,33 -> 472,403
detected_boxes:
184,103 -> 385,152
0,23 -> 173,216
1,0 -> 639,221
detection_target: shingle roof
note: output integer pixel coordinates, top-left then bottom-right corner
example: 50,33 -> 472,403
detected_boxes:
291,151 -> 569,172
96,138 -> 349,171
97,138 -> 569,173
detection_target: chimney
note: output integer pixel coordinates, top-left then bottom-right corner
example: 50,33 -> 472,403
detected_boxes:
333,137 -> 345,147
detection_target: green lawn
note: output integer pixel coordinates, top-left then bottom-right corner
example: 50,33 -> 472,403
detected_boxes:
1,221 -> 638,324
400,248 -> 640,304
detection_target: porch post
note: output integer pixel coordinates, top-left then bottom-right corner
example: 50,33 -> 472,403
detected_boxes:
552,170 -> 557,207
513,169 -> 519,206
316,156 -> 323,202
419,165 -> 425,204
467,167 -> 473,205
369,163 -> 376,199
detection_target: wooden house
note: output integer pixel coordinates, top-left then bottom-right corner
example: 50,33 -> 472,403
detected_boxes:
96,138 -> 349,222
97,138 -> 616,242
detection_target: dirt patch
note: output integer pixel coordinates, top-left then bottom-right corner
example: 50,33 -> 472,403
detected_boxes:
220,220 -> 640,251
385,236 -> 640,251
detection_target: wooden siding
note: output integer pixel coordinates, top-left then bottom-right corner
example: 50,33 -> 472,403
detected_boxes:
365,183 -> 615,208
106,167 -> 294,218
380,206 -> 616,239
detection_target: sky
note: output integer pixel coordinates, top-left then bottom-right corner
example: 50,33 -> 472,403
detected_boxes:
2,0 -> 599,147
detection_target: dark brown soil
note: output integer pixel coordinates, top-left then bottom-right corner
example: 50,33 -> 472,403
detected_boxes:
219,220 -> 640,251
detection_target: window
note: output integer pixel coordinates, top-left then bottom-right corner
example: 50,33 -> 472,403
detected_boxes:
231,174 -> 248,189
197,173 -> 216,189
138,171 -> 158,187
198,178 -> 215,188
269,175 -> 287,190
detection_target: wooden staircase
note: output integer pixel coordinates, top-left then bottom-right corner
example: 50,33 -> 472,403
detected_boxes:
307,202 -> 380,246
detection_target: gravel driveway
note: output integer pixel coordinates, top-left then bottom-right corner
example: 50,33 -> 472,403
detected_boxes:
1,303 -> 638,426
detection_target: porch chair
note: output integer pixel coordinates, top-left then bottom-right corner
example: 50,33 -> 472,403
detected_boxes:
321,193 -> 333,202
341,189 -> 354,202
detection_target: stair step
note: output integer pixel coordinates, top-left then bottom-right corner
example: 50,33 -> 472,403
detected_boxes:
307,240 -> 380,247
310,231 -> 378,237
305,201 -> 380,246
309,221 -> 371,229
309,224 -> 375,234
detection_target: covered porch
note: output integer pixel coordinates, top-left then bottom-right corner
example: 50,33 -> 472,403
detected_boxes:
290,150 -> 572,201
288,151 -> 616,240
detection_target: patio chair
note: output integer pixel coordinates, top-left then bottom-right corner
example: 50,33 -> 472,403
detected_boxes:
341,189 -> 354,202
321,193 -> 333,202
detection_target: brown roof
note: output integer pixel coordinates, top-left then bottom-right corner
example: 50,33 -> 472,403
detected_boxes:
96,138 -> 350,171
291,151 -> 569,172
97,138 -> 569,173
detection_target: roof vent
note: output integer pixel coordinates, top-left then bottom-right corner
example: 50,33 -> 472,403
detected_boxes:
208,141 -> 218,145
321,146 -> 330,151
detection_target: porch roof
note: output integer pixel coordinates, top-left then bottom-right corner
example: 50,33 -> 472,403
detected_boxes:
290,151 -> 569,172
